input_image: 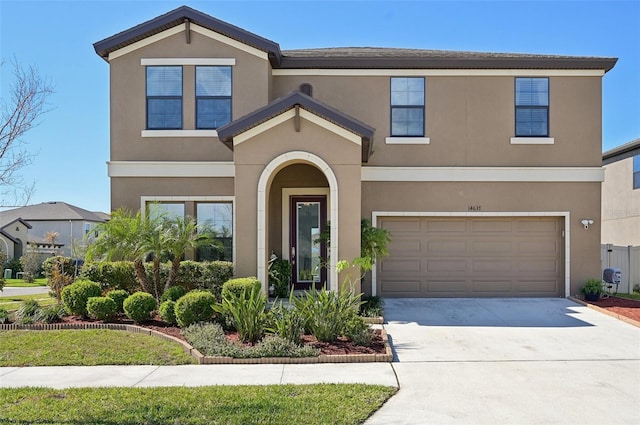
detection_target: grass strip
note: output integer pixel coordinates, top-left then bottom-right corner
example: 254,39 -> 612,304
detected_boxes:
0,329 -> 196,366
615,293 -> 640,301
0,384 -> 396,425
3,278 -> 47,287
0,294 -> 57,311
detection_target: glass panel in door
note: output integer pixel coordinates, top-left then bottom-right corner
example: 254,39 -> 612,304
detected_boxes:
290,196 -> 326,290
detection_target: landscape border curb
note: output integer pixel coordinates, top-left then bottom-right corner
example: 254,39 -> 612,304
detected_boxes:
0,322 -> 394,364
568,296 -> 640,328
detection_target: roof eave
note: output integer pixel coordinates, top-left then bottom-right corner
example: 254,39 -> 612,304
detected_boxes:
603,138 -> 640,164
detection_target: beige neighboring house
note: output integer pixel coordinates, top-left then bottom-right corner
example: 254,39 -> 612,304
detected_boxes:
0,202 -> 109,258
94,6 -> 616,298
602,138 -> 640,246
0,218 -> 31,260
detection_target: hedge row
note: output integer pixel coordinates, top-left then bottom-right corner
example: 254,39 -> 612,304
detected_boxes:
79,260 -> 233,298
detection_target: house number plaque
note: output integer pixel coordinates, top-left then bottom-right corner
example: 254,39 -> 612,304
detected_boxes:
468,205 -> 482,211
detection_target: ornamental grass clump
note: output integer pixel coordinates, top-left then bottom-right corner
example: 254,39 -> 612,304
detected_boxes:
268,301 -> 306,345
123,292 -> 157,323
15,300 -> 41,324
293,285 -> 363,342
215,284 -> 267,343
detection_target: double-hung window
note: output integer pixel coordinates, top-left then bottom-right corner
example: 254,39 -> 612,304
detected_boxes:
515,77 -> 549,137
196,66 -> 232,129
634,155 -> 640,190
390,77 -> 425,137
146,66 -> 182,129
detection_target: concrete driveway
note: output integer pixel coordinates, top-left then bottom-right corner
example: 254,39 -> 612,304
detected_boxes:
366,298 -> 640,425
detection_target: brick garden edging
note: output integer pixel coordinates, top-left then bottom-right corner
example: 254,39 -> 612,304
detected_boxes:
0,323 -> 393,364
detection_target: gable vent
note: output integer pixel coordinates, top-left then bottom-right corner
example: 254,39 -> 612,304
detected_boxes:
299,83 -> 313,97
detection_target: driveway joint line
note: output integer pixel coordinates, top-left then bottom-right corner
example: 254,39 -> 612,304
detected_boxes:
278,364 -> 285,384
393,358 -> 640,364
0,367 -> 22,378
131,365 -> 161,387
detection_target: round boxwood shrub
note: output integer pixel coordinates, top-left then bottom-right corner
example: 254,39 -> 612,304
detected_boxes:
161,285 -> 187,302
222,277 -> 261,300
106,289 -> 129,313
61,279 -> 102,317
123,292 -> 157,323
174,290 -> 216,328
159,300 -> 178,325
86,296 -> 117,321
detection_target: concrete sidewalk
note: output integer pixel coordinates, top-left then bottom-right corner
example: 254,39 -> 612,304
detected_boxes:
0,363 -> 398,389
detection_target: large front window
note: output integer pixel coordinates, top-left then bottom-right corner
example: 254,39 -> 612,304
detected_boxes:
196,203 -> 233,261
390,77 -> 425,137
196,66 -> 232,129
146,66 -> 182,129
515,77 -> 549,137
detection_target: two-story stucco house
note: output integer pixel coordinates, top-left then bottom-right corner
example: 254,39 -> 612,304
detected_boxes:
602,138 -> 640,247
94,6 -> 616,298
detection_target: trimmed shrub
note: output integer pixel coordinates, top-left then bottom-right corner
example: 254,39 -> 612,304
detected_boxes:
0,277 -> 5,292
161,285 -> 187,302
123,292 -> 157,323
174,290 -> 216,328
197,261 -> 234,299
87,296 -> 118,321
215,285 -> 267,343
0,306 -> 9,324
34,304 -> 66,324
222,277 -> 261,300
159,300 -> 177,325
81,261 -> 138,292
61,279 -> 102,317
268,259 -> 291,298
106,289 -> 129,313
15,299 -> 41,324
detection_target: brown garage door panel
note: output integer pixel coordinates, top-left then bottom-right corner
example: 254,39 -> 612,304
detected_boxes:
378,217 -> 564,297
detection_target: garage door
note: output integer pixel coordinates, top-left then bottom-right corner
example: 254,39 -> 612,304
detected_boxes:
378,217 -> 564,297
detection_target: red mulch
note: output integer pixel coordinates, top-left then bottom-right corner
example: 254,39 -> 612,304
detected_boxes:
588,296 -> 640,322
59,314 -> 387,355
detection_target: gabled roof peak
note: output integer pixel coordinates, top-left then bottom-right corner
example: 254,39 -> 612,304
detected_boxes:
94,5 -> 282,65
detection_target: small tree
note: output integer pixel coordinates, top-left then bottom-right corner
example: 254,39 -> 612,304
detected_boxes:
19,250 -> 42,282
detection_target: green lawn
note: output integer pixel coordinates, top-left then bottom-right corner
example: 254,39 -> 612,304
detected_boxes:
3,277 -> 47,287
0,293 -> 56,311
615,293 -> 640,301
0,329 -> 196,366
0,385 -> 396,425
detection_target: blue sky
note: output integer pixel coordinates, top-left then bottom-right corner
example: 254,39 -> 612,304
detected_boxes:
1,0 -> 639,213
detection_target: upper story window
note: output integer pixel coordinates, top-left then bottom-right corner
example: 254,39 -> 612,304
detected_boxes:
196,66 -> 232,129
390,77 -> 425,137
146,66 -> 182,129
634,155 -> 640,190
515,77 -> 549,137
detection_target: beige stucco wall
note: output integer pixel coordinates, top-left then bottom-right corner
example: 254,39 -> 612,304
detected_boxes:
108,28 -> 269,163
362,181 -> 602,296
602,157 -> 640,246
273,75 -> 602,167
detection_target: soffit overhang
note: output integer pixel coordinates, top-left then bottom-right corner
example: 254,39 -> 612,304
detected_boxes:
216,91 -> 375,162
603,138 -> 640,165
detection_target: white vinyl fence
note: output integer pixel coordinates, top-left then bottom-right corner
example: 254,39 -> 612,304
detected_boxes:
601,244 -> 640,294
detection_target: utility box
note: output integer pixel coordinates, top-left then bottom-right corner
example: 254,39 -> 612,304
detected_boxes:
603,267 -> 622,284
3,269 -> 12,279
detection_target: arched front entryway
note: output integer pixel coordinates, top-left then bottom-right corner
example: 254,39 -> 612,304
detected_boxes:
257,151 -> 339,291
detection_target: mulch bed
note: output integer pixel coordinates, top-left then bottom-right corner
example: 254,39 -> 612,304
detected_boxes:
588,296 -> 640,322
59,315 -> 387,355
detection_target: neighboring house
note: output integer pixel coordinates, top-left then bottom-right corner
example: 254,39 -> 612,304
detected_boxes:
0,218 -> 31,260
0,202 -> 109,258
94,6 -> 616,298
602,138 -> 640,246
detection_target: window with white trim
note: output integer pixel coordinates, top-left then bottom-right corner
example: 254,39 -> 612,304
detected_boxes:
390,77 -> 425,137
634,155 -> 640,190
195,66 -> 232,129
515,77 -> 549,137
147,202 -> 185,220
196,203 -> 233,261
146,66 -> 183,129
